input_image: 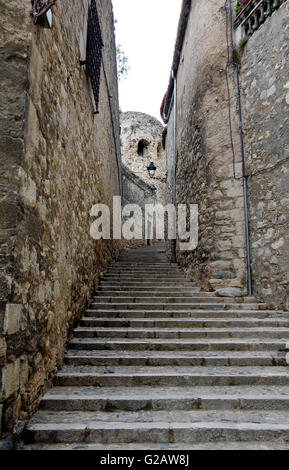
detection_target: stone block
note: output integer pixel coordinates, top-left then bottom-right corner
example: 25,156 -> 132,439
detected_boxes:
19,356 -> 29,393
28,40 -> 43,104
215,287 -> 244,297
0,200 -> 17,230
0,338 -> 6,365
24,98 -> 39,153
232,236 -> 245,248
0,274 -> 12,303
3,304 -> 23,335
0,135 -> 23,167
0,403 -> 2,435
19,168 -> 37,209
0,359 -> 20,399
209,260 -> 231,270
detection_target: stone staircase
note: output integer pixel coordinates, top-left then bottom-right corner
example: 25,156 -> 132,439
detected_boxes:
22,244 -> 289,450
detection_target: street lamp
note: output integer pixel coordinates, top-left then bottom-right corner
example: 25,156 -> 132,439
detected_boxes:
147,162 -> 156,178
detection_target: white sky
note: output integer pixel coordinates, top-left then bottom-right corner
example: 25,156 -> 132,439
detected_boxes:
112,0 -> 182,120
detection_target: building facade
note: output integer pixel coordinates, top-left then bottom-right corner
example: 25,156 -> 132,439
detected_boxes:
0,0 -> 121,441
163,0 -> 289,305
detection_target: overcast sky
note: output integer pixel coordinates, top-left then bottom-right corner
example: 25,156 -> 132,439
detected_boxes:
112,0 -> 182,121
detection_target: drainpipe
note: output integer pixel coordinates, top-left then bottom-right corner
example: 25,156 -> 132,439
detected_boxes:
172,70 -> 177,263
228,0 -> 253,296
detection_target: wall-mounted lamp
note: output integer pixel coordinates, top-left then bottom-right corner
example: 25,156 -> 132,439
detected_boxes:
147,162 -> 156,178
31,0 -> 55,28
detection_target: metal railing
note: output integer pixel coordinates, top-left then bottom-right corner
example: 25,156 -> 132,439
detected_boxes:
234,0 -> 285,37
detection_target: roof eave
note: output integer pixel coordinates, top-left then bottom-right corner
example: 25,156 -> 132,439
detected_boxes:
163,0 -> 192,119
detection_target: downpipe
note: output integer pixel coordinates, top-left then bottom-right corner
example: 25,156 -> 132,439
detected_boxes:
171,70 -> 177,263
228,0 -> 253,296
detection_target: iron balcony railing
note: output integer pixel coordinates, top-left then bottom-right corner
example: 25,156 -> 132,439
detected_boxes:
234,0 -> 286,36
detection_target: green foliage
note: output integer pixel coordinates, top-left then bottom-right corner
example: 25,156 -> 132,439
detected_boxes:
234,1 -> 241,13
116,44 -> 130,81
238,35 -> 249,49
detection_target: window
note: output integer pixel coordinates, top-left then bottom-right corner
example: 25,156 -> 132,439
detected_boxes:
137,139 -> 149,157
85,0 -> 104,113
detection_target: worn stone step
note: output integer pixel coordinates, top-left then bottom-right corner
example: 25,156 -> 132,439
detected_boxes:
65,350 -> 286,367
99,281 -> 196,287
91,297 -> 262,305
98,286 -> 199,292
80,317 -> 289,328
95,290 -> 201,297
68,337 -> 288,352
106,269 -> 182,274
115,256 -> 169,268
84,309 -> 284,319
25,409 -> 289,444
95,291 -> 258,302
39,384 -> 289,412
43,384 -> 289,410
88,303 -> 269,311
106,267 -> 182,271
73,326 -> 289,340
103,274 -> 187,280
21,441 -> 289,450
100,280 -> 194,286
54,365 -> 289,387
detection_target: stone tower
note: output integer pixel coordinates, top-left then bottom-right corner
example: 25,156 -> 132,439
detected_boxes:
120,111 -> 166,203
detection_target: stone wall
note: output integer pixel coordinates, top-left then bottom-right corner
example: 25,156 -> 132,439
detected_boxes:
164,0 -> 247,293
0,0 -> 121,440
121,164 -> 156,248
240,2 -> 289,309
121,111 -> 166,203
122,164 -> 156,208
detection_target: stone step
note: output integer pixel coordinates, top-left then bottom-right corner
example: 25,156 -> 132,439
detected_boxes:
65,350 -> 286,367
54,365 -> 289,387
25,409 -> 289,444
91,297 -> 261,305
95,291 -> 258,302
116,260 -> 169,263
73,326 -> 289,340
80,317 -> 289,328
98,286 -> 199,292
39,384 -> 289,411
110,256 -> 170,268
103,274 -> 187,279
68,337 -> 288,352
84,309 -> 284,319
21,441 -> 289,450
99,281 -> 195,287
95,290 -> 202,297
106,268 -> 182,274
87,303 -> 269,311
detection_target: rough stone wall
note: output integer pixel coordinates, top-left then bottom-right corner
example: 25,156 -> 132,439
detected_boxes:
121,164 -> 156,248
121,112 -> 166,203
240,2 -> 289,309
122,164 -> 156,208
0,0 -> 121,439
165,0 -> 247,293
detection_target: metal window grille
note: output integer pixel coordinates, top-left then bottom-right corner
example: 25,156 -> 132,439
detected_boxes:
86,0 -> 104,113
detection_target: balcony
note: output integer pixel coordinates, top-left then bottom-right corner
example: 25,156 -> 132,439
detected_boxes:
234,0 -> 286,43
